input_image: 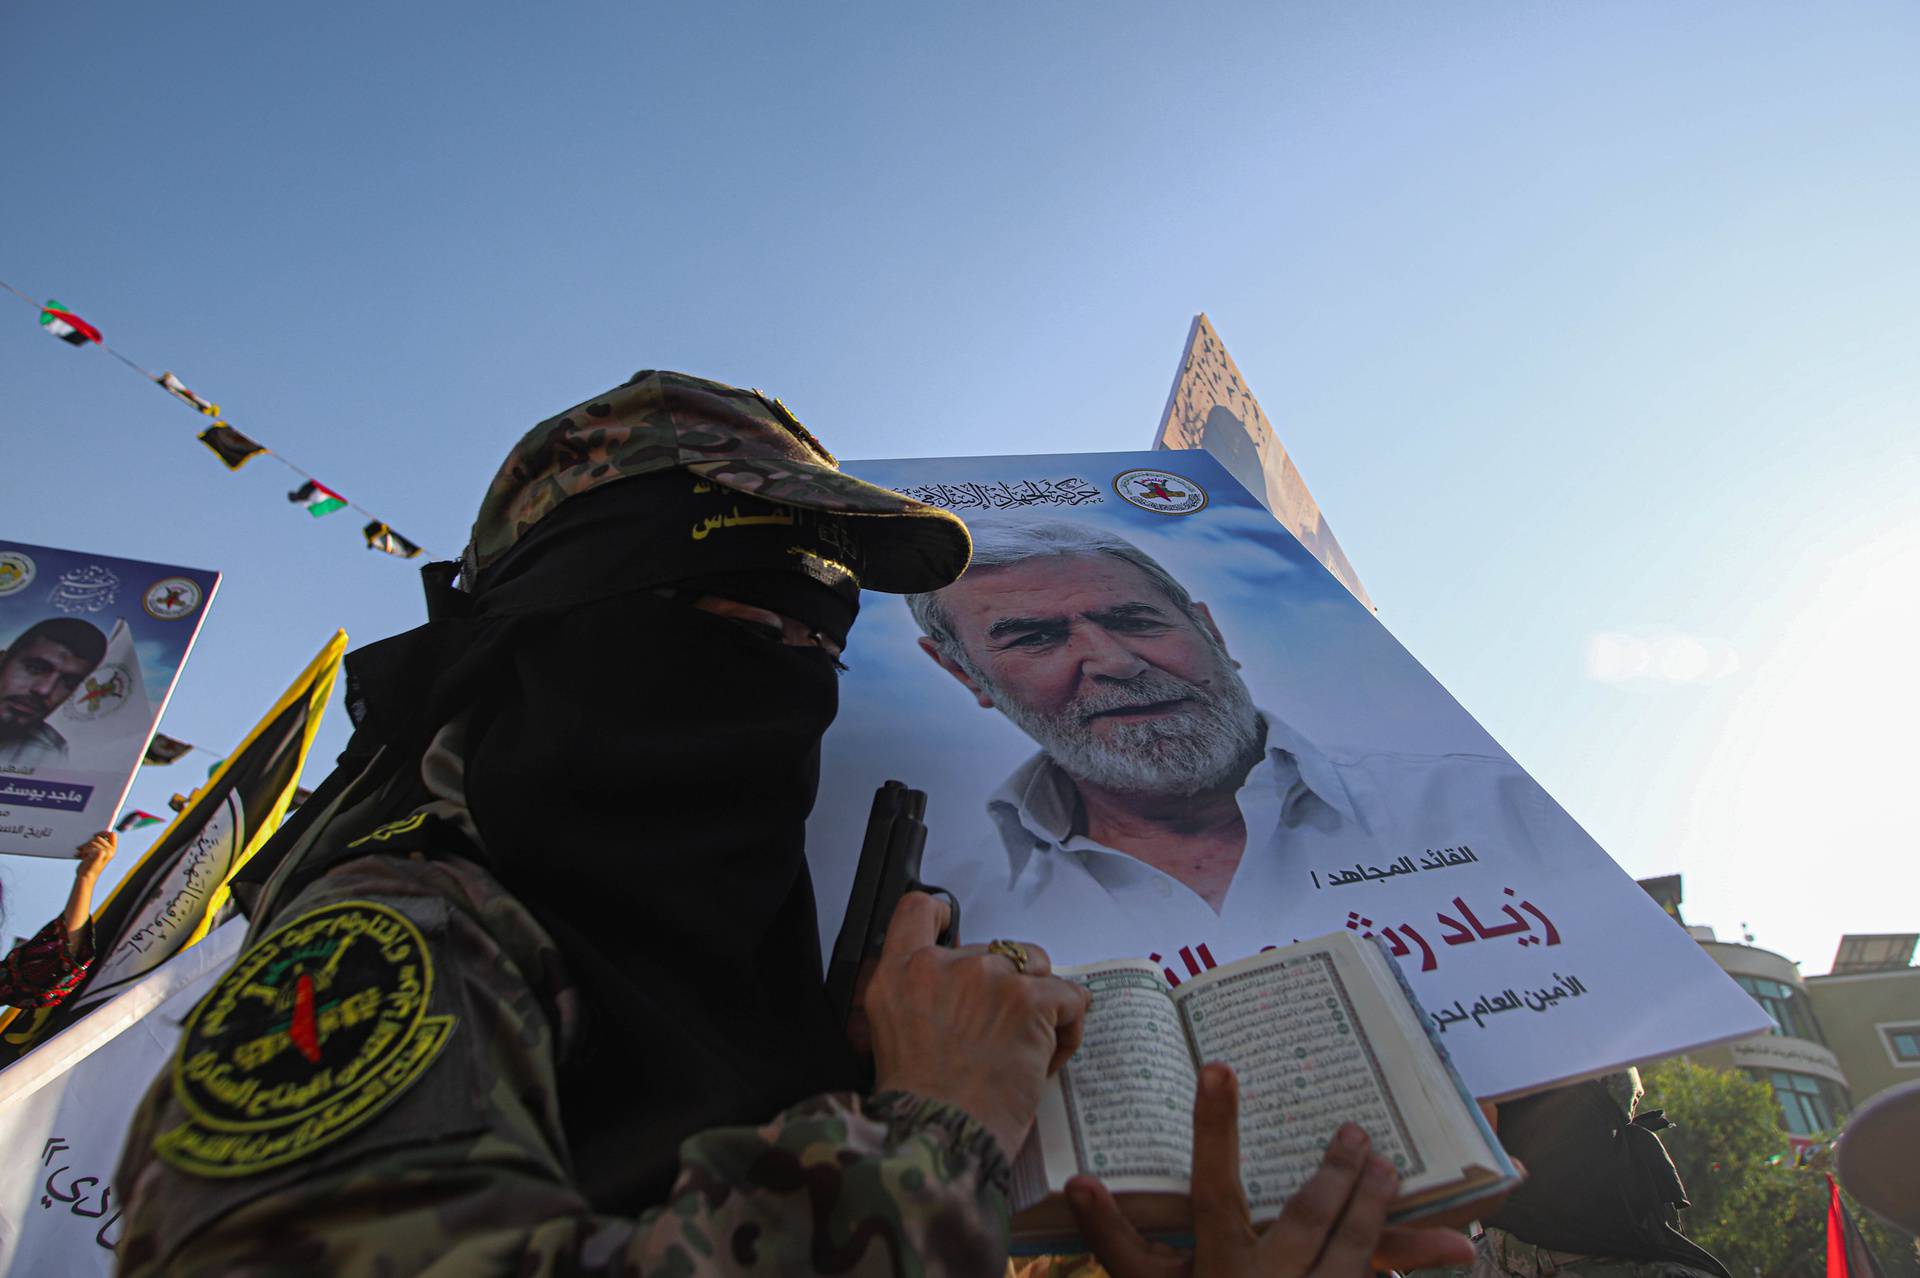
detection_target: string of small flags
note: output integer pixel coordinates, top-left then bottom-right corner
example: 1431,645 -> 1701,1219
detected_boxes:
117,791 -> 313,834
140,732 -> 310,804
4,279 -> 430,560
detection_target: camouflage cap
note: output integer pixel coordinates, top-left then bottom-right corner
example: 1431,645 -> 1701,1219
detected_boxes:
465,370 -> 970,594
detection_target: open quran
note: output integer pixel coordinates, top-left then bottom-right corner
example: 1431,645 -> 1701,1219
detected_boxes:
1011,930 -> 1520,1245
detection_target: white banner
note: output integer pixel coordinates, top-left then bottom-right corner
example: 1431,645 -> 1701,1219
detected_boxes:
0,922 -> 242,1276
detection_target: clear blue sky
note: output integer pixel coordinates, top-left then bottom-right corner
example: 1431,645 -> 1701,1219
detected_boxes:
4,3 -> 1915,973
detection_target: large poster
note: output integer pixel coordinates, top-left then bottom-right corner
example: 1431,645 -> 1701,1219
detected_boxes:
0,541 -> 218,858
807,450 -> 1768,1099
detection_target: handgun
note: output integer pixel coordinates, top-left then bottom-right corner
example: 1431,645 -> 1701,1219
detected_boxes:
826,780 -> 960,1032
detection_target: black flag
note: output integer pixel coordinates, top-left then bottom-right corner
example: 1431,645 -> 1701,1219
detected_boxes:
363,521 -> 423,559
197,424 -> 267,470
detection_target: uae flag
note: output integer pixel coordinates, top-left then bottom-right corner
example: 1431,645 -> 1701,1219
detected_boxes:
157,371 -> 221,416
364,520 -> 423,559
37,300 -> 101,346
113,810 -> 165,833
290,479 -> 348,517
198,423 -> 266,470
0,633 -> 346,1066
142,732 -> 194,765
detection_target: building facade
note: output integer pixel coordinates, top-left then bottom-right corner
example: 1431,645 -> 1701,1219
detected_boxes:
1806,940 -> 1920,1105
1687,936 -> 1854,1135
1637,876 -> 1916,1137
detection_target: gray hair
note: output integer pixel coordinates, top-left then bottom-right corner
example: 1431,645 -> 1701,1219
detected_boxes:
905,520 -> 1202,663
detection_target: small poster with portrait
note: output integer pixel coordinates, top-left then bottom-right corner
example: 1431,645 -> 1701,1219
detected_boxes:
0,540 -> 219,859
804,451 -> 1768,1100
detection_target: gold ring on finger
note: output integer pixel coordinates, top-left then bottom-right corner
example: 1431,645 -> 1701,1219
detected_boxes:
987,939 -> 1030,974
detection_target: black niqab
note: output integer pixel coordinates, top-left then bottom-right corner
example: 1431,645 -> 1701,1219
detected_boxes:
463,591 -> 860,1207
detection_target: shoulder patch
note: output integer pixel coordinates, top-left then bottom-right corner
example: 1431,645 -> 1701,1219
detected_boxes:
154,900 -> 454,1178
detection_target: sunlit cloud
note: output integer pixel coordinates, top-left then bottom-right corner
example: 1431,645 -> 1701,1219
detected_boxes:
1585,630 -> 1741,684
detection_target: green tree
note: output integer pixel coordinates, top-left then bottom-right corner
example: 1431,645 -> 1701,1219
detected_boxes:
1642,1058 -> 1918,1278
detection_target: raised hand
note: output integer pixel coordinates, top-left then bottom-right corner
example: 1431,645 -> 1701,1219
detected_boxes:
1066,1063 -> 1478,1278
75,830 -> 117,881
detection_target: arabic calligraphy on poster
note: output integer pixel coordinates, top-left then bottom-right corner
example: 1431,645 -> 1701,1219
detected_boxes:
1136,882 -> 1578,1034
1314,844 -> 1479,888
1427,974 -> 1590,1034
897,476 -> 1106,511
1341,884 -> 1560,974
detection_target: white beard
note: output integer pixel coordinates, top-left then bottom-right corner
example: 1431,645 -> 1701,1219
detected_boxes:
985,661 -> 1264,798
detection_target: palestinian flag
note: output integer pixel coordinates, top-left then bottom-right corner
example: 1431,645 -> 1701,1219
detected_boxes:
198,423 -> 266,470
142,732 -> 194,765
157,371 -> 220,417
37,300 -> 101,346
114,811 -> 165,833
1825,1174 -> 1887,1278
0,633 -> 346,1065
364,521 -> 423,559
290,479 -> 347,517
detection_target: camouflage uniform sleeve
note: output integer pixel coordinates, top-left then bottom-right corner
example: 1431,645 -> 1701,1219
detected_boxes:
569,1089 -> 1012,1277
112,849 -> 1012,1278
118,1082 -> 1011,1278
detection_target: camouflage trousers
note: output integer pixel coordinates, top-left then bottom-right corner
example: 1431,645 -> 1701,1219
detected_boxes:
112,852 -> 1012,1277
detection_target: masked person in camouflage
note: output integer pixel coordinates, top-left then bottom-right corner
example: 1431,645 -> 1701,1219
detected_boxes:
111,371 -> 1095,1277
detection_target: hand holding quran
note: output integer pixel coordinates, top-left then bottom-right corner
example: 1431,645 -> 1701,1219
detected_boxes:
1009,930 -> 1522,1260
1066,1064 -> 1480,1278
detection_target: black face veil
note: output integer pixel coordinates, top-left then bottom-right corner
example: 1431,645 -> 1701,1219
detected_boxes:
235,473 -> 869,1209
465,590 -> 859,1207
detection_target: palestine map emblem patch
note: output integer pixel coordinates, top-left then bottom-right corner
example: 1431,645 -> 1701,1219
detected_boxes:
154,900 -> 455,1178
